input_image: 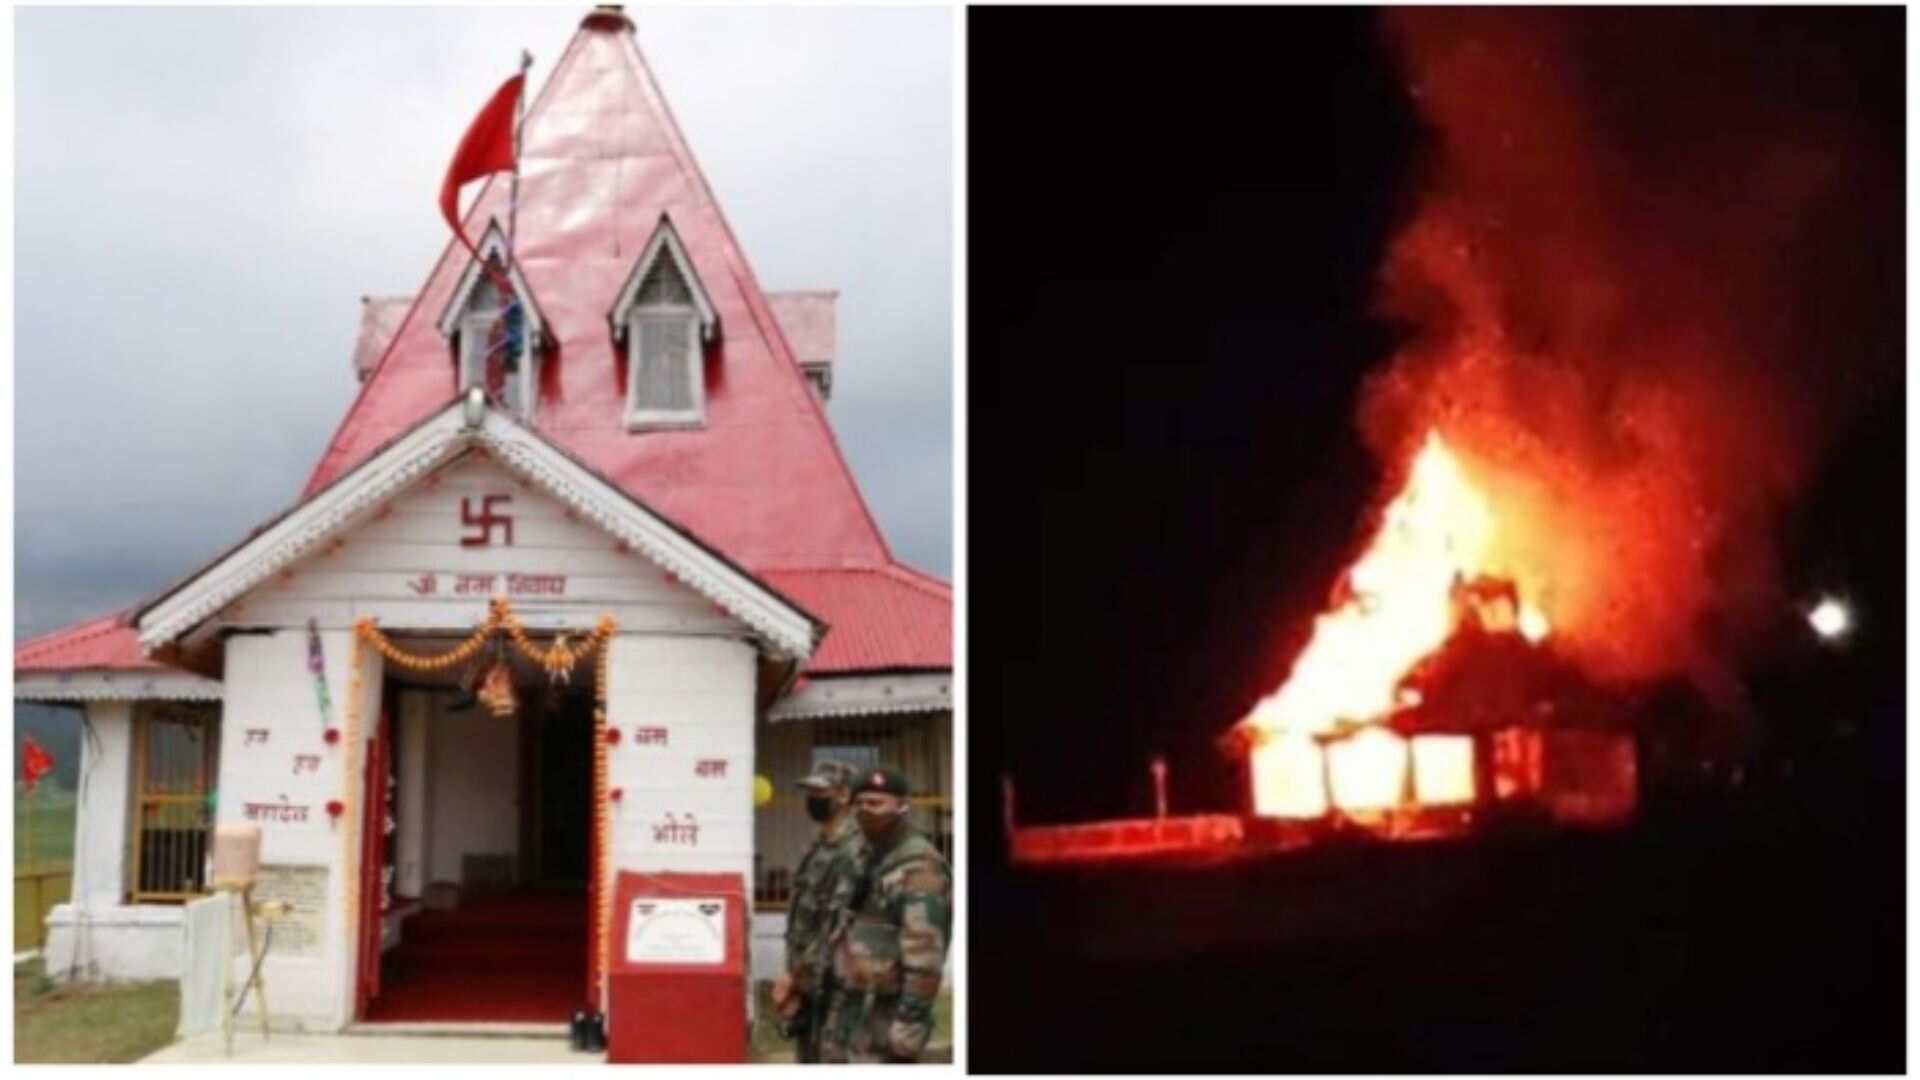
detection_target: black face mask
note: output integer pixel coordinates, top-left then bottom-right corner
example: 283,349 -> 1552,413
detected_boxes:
805,795 -> 836,823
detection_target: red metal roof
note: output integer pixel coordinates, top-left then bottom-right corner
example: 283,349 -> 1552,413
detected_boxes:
302,13 -> 944,675
351,295 -> 413,382
15,611 -> 161,672
765,291 -> 837,371
764,564 -> 952,674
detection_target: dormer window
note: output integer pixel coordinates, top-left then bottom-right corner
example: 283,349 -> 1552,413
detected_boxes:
437,221 -> 547,419
610,215 -> 718,431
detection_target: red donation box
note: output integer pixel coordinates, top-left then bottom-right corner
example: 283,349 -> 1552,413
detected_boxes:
606,870 -> 748,1063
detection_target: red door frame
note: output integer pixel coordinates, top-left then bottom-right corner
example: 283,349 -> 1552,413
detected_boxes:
354,707 -> 393,1019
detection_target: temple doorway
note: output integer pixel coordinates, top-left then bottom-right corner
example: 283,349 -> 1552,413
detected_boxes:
359,640 -> 593,1024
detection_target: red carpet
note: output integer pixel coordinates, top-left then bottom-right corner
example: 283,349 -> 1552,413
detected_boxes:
363,891 -> 588,1023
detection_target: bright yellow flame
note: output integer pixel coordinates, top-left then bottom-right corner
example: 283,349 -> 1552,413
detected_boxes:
1809,597 -> 1851,640
1411,735 -> 1475,804
1327,726 -> 1409,810
1518,604 -> 1551,644
1245,433 -> 1546,818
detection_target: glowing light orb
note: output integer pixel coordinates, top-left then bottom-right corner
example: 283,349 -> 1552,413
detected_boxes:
1809,598 -> 1852,641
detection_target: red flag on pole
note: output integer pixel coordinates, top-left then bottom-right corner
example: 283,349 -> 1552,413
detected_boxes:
439,73 -> 525,266
21,737 -> 54,794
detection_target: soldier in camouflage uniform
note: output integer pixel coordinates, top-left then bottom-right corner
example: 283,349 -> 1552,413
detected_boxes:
772,760 -> 867,1063
819,766 -> 952,1063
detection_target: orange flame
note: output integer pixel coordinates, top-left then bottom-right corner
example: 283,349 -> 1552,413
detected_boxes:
1244,432 -> 1549,818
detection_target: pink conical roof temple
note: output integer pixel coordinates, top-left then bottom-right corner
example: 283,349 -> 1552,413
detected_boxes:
22,10 -> 948,677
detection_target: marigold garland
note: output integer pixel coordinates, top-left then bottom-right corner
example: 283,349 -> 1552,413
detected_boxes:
352,598 -> 616,676
333,600 -> 619,1010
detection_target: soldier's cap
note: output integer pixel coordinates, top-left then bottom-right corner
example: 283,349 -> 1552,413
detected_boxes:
795,760 -> 856,791
852,765 -> 911,799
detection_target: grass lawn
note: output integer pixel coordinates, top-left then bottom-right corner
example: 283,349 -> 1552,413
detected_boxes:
749,981 -> 952,1063
13,788 -> 76,952
15,787 -> 77,868
14,958 -> 179,1064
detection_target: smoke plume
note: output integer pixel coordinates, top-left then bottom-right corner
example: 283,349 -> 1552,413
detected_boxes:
1360,9 -> 1901,701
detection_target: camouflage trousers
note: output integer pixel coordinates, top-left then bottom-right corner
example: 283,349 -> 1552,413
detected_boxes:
779,995 -> 822,1063
817,989 -> 925,1063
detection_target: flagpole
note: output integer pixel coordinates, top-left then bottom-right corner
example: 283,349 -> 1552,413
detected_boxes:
509,49 -> 532,267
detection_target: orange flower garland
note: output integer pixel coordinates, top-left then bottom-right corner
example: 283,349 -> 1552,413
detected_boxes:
337,600 -> 619,1009
353,598 -> 616,676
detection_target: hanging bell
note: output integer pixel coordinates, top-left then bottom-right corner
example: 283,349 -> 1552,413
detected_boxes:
477,661 -> 518,718
546,633 -> 575,685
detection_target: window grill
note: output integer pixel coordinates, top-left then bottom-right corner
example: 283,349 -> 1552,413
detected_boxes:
129,703 -> 219,903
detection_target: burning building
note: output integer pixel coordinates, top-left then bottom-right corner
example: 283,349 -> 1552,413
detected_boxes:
1231,433 -> 1637,837
1222,8 -> 1896,841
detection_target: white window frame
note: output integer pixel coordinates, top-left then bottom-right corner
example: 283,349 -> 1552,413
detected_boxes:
437,221 -> 541,420
608,215 -> 719,433
625,306 -> 705,430
458,309 -> 533,419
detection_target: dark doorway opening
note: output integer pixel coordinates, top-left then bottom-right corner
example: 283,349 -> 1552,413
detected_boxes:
360,660 -> 592,1025
534,687 -> 593,887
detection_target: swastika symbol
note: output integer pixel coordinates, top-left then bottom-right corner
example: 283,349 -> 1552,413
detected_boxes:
460,495 -> 515,547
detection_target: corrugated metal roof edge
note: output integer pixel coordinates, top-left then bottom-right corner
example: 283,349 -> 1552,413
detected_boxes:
14,610 -> 138,667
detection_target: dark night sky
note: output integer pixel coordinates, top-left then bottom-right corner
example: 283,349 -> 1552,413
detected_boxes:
971,8 -> 1425,831
968,7 -> 1903,847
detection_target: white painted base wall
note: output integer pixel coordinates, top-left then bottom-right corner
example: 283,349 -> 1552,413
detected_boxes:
43,903 -> 183,983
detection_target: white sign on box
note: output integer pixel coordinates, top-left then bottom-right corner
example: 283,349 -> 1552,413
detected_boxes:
625,897 -> 728,965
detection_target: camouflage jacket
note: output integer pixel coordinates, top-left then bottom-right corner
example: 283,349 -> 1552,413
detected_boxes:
785,813 -> 867,994
832,825 -> 952,1061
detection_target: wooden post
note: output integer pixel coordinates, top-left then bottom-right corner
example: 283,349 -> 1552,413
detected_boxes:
1150,756 -> 1168,821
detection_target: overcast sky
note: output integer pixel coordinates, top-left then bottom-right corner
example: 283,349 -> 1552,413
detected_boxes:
14,6 -> 952,641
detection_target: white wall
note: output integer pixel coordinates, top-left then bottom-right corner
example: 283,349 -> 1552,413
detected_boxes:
44,904 -> 182,983
217,453 -> 740,638
215,629 -> 383,1031
71,701 -> 134,912
125,451 -> 771,1021
604,634 -> 757,977
394,691 -> 432,898
426,692 -> 521,886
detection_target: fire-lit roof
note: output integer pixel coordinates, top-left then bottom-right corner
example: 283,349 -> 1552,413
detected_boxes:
20,9 -> 948,681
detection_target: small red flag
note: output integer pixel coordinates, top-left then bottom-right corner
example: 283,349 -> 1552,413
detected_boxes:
21,737 -> 54,794
439,73 -> 525,265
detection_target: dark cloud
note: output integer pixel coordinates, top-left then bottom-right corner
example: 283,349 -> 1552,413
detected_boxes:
15,7 -> 951,640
